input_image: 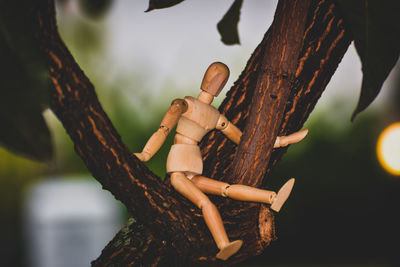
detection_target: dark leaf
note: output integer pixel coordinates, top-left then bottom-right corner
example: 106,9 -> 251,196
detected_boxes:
0,108 -> 53,161
79,0 -> 114,19
145,0 -> 185,12
337,0 -> 400,121
217,0 -> 243,45
0,1 -> 53,160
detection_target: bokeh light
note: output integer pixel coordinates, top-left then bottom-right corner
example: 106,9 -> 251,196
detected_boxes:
377,122 -> 400,175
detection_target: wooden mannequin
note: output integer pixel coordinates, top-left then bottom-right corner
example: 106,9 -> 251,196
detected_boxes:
135,62 -> 308,260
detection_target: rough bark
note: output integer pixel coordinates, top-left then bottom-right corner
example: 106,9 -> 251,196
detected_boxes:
34,0 -> 211,263
29,0 -> 352,266
200,0 -> 352,264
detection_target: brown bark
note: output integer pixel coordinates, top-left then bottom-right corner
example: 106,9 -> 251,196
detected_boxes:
34,0 -> 210,262
29,0 -> 352,266
199,1 -> 352,264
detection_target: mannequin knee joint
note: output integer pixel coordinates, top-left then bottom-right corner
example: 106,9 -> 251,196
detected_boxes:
222,185 -> 231,197
199,198 -> 213,210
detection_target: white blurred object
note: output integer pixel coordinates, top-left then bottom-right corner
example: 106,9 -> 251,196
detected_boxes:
24,177 -> 123,267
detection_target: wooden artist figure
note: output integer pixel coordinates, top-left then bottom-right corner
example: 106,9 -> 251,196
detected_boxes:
135,62 -> 308,260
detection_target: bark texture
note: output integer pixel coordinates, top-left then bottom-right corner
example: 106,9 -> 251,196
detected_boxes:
30,0 -> 352,266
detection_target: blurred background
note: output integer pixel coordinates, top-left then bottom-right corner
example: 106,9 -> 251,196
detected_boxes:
0,0 -> 399,266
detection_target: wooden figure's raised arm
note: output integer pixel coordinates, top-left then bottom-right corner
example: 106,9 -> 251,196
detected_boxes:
134,99 -> 188,162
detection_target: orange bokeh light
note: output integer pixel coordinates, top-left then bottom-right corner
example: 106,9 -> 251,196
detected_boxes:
377,122 -> 400,176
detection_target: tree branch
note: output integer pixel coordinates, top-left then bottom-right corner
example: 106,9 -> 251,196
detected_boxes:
200,0 -> 352,264
34,0 -> 209,258
229,0 -> 312,187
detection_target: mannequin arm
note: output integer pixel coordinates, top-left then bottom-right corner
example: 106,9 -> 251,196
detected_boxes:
135,99 -> 188,162
216,114 -> 308,148
216,115 -> 242,145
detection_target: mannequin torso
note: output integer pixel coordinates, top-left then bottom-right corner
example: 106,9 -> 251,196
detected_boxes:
166,96 -> 221,178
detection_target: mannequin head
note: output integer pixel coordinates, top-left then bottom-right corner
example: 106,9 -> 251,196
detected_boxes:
198,62 -> 230,104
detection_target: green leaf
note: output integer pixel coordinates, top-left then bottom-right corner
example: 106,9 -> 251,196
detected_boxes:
0,1 -> 53,160
337,0 -> 400,121
145,0 -> 185,12
79,0 -> 114,19
217,0 -> 243,45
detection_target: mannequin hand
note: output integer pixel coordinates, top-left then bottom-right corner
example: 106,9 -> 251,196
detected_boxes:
274,129 -> 308,148
134,152 -> 151,162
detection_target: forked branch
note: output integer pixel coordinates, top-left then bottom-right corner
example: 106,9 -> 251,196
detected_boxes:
28,0 -> 353,265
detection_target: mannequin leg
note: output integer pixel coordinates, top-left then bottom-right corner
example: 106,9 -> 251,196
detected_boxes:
191,175 -> 230,195
192,176 -> 295,212
170,172 -> 242,260
192,175 -> 275,202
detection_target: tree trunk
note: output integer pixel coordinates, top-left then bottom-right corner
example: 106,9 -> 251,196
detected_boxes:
31,0 -> 352,266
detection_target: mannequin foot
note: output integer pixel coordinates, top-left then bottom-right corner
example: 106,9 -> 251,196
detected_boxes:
270,178 -> 295,212
216,240 -> 243,260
